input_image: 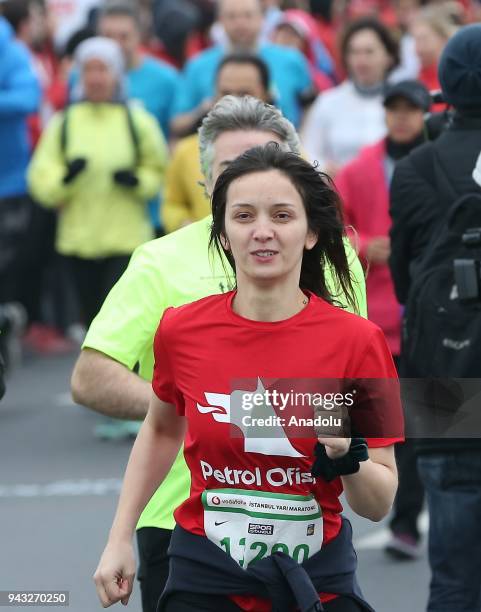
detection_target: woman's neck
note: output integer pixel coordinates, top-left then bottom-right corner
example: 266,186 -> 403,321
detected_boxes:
351,79 -> 385,97
232,282 -> 308,322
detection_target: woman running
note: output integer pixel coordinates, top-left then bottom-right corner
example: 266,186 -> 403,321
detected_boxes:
94,144 -> 403,612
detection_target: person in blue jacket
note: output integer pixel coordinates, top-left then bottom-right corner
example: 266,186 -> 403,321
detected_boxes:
0,15 -> 41,327
171,0 -> 312,135
0,15 -> 40,203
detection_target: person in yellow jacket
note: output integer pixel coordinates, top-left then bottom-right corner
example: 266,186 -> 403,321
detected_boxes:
162,54 -> 272,233
28,37 -> 167,326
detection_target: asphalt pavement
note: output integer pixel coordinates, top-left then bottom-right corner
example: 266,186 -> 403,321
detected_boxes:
0,352 -> 431,612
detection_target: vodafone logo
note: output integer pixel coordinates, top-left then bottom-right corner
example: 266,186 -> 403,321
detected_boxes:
212,496 -> 221,506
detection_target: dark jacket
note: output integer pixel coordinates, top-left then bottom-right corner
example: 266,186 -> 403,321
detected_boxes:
389,113 -> 481,305
389,112 -> 481,455
158,518 -> 374,612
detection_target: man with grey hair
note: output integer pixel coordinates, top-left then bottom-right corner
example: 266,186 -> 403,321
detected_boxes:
197,95 -> 301,190
72,95 -> 367,612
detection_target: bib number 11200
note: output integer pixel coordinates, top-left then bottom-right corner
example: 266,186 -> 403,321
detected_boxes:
219,536 -> 310,567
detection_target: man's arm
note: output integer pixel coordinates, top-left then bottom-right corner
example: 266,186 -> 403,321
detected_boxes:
0,44 -> 40,116
70,241 -> 168,421
169,99 -> 212,139
389,149 -> 438,304
71,349 -> 151,421
389,159 -> 417,304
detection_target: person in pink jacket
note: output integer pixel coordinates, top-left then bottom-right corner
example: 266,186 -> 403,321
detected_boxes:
336,80 -> 430,356
336,79 -> 430,560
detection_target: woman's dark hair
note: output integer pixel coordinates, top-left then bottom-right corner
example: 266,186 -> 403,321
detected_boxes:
340,17 -> 400,74
1,0 -> 30,34
209,143 -> 358,312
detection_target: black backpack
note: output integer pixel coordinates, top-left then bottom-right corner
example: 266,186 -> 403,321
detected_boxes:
402,152 -> 481,377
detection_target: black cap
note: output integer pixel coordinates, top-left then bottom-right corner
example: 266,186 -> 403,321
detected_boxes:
383,80 -> 431,112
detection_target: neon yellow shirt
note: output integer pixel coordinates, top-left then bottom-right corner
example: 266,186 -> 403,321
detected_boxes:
83,216 -> 367,530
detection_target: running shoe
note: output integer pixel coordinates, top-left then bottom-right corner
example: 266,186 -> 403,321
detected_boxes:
94,419 -> 140,441
23,323 -> 76,355
385,532 -> 423,560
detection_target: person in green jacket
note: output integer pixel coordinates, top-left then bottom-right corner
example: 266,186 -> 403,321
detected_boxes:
28,36 -> 168,326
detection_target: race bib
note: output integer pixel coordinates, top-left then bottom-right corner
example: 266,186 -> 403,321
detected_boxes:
202,488 -> 323,568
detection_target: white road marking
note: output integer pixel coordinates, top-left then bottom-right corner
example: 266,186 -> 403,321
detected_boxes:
0,479 -> 122,498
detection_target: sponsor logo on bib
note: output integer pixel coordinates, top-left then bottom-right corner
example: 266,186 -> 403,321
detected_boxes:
248,523 -> 274,536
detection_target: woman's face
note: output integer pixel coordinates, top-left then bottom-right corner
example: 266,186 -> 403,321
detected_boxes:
272,24 -> 305,53
411,21 -> 446,68
345,28 -> 393,87
222,169 -> 317,287
82,58 -> 118,103
395,0 -> 420,29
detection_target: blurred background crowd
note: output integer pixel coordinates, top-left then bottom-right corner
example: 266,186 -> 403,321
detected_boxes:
1,0 -> 479,360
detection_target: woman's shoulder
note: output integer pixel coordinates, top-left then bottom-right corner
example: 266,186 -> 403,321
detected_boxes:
322,80 -> 354,102
161,292 -> 231,330
128,102 -> 159,126
308,81 -> 354,117
309,294 -> 381,336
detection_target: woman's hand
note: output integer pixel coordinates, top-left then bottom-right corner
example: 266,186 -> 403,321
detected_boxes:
366,236 -> 391,265
93,540 -> 136,607
317,437 -> 351,459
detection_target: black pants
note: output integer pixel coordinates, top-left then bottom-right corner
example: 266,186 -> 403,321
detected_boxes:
389,357 -> 424,540
389,439 -> 425,539
66,255 -> 130,327
163,592 -> 365,611
0,194 -> 31,303
0,195 -> 55,323
137,527 -> 172,612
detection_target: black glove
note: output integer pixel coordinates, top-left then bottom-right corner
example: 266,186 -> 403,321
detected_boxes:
113,169 -> 139,188
63,158 -> 87,184
311,437 -> 369,482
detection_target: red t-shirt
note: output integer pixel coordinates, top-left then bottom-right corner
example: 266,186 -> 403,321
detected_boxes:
153,291 -> 403,611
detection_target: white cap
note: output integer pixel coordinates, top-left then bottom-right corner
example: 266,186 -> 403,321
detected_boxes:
75,36 -> 124,80
71,36 -> 126,102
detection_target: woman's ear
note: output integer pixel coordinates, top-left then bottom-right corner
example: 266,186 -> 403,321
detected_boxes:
220,233 -> 230,251
304,230 -> 318,251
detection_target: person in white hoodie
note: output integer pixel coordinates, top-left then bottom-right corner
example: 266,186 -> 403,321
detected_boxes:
301,17 -> 399,177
